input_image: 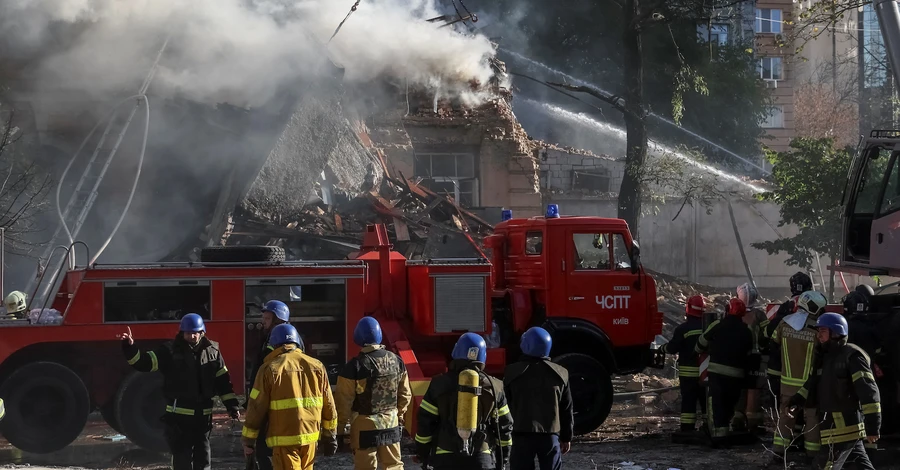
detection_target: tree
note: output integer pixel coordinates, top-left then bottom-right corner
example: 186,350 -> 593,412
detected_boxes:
750,137 -> 853,300
0,93 -> 53,255
477,0 -> 768,238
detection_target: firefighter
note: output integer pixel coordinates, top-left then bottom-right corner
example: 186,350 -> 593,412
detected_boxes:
843,288 -> 882,358
335,316 -> 412,470
504,326 -> 574,470
788,313 -> 880,470
246,300 -> 293,470
414,332 -> 514,470
694,297 -> 754,446
242,323 -> 338,470
117,314 -> 241,470
4,291 -> 26,319
663,295 -> 706,432
733,283 -> 766,434
769,290 -> 827,463
761,272 -> 813,406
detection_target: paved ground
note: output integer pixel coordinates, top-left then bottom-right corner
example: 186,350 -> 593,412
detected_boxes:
2,401 -> 899,470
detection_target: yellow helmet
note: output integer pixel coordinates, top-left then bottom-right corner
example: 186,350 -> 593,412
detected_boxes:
4,291 -> 26,314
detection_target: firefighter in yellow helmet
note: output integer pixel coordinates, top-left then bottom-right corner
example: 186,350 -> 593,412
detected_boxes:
4,291 -> 26,319
335,317 -> 412,470
242,324 -> 338,470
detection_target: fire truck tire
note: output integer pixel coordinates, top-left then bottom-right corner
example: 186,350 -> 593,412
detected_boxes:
115,372 -> 168,454
99,399 -> 123,434
199,246 -> 285,264
552,353 -> 614,435
0,361 -> 90,453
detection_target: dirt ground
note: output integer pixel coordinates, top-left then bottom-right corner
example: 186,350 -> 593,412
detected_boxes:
3,399 -> 899,470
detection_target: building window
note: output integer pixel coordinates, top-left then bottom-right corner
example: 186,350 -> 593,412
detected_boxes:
414,152 -> 478,206
762,106 -> 785,128
756,9 -> 782,34
758,57 -> 783,80
697,24 -> 729,45
572,169 -> 611,192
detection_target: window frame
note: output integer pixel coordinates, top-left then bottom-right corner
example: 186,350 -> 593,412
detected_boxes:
756,8 -> 783,34
572,232 -> 613,271
876,151 -> 900,217
761,105 -> 785,129
102,279 -> 212,324
758,57 -> 784,81
414,151 -> 480,207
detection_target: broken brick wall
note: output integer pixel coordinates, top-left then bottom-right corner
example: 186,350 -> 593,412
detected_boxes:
361,88 -> 542,218
536,145 -> 624,195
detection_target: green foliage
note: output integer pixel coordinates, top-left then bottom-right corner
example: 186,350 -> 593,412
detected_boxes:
476,0 -> 770,160
750,138 -> 853,269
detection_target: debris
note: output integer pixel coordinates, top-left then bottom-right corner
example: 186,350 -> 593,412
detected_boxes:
637,393 -> 658,406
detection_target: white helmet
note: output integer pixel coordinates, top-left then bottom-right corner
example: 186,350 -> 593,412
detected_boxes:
796,290 -> 827,316
4,291 -> 26,314
736,283 -> 759,307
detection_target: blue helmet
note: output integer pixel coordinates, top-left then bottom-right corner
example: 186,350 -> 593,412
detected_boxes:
270,323 -> 301,348
263,300 -> 290,322
520,327 -> 552,358
451,332 -> 487,363
816,312 -> 849,337
353,316 -> 383,346
179,313 -> 205,332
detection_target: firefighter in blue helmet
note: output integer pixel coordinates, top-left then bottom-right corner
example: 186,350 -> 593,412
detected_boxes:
117,314 -> 240,470
246,300 -> 292,470
504,327 -> 573,470
335,316 -> 412,470
415,332 -> 514,470
788,312 -> 881,470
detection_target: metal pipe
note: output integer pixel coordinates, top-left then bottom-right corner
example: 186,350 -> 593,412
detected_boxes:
873,0 -> 900,87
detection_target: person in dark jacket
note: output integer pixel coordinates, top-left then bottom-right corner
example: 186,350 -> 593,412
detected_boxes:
245,300 -> 292,470
695,298 -> 754,446
504,327 -> 573,470
117,314 -> 240,470
415,333 -> 514,470
664,295 -> 707,432
788,313 -> 881,470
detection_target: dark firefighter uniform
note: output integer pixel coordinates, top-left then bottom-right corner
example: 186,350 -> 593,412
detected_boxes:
504,327 -> 574,470
663,297 -> 706,431
695,298 -> 754,444
123,333 -> 240,470
415,334 -> 514,470
335,344 -> 412,470
792,314 -> 881,470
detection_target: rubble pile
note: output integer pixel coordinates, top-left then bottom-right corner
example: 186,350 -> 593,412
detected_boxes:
220,173 -> 495,261
649,268 -> 773,336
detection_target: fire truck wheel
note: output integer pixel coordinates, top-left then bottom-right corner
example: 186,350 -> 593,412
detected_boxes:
0,361 -> 90,453
552,353 -> 613,435
115,372 -> 168,454
99,399 -> 123,434
199,246 -> 285,264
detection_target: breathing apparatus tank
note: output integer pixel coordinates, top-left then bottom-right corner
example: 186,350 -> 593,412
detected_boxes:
456,368 -> 480,454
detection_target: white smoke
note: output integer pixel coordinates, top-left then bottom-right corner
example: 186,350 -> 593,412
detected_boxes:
0,0 -> 498,107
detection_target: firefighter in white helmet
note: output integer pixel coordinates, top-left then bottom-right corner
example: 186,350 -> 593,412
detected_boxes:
4,291 -> 26,319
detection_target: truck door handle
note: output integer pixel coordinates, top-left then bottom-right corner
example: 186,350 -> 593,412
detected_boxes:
877,233 -> 884,244
569,296 -> 584,301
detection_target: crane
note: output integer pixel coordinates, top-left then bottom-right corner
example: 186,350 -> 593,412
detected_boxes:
837,0 -> 900,278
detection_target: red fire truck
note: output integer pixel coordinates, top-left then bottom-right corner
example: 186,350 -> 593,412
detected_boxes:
0,207 -> 663,454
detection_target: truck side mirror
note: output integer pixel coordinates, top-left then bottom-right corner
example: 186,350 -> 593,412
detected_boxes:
630,240 -> 641,275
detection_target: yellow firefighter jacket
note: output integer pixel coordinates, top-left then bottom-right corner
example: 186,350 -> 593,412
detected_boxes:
771,313 -> 818,395
242,344 -> 338,448
334,344 -> 412,449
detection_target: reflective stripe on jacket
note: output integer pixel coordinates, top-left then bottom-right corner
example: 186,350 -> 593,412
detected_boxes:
242,344 -> 338,448
695,315 -> 754,379
772,315 -> 817,395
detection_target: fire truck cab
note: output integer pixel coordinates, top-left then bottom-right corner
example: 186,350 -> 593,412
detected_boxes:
0,208 -> 662,454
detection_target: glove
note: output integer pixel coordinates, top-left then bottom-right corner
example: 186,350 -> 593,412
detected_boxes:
230,409 -> 242,420
321,435 -> 338,456
787,393 -> 805,410
416,441 -> 432,466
